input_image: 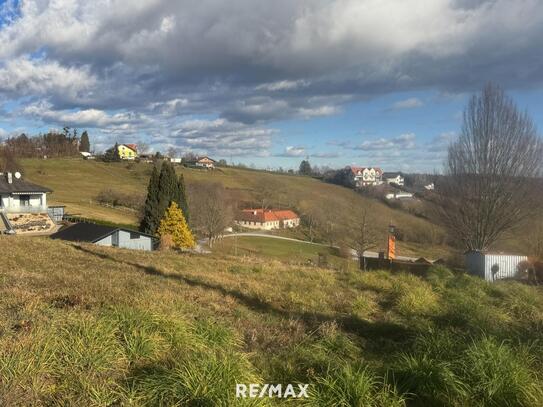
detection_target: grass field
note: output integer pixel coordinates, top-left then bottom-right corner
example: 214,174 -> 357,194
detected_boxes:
22,158 -> 449,258
1,236 -> 542,406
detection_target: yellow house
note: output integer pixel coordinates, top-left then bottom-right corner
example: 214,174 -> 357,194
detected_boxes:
117,144 -> 138,160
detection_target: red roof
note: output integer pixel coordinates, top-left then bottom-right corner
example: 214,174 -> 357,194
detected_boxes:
123,144 -> 138,152
237,209 -> 299,223
349,166 -> 382,175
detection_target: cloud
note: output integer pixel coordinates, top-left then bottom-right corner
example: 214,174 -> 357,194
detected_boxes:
427,131 -> 457,152
355,133 -> 416,151
1,0 -> 543,163
275,146 -> 306,157
390,97 -> 423,110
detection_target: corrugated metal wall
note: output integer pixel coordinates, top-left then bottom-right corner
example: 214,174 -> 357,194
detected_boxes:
465,251 -> 527,282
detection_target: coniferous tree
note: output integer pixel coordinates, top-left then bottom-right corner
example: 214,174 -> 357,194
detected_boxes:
157,202 -> 195,249
299,159 -> 312,175
139,165 -> 161,234
176,174 -> 189,223
157,161 -> 178,221
103,143 -> 121,162
80,131 -> 90,152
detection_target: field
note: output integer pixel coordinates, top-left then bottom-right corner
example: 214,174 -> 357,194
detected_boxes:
22,158 -> 449,259
1,236 -> 542,406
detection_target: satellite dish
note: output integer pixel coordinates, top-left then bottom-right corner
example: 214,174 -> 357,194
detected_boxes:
14,172 -> 21,179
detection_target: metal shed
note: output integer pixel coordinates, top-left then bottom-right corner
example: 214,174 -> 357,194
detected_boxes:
465,251 -> 528,282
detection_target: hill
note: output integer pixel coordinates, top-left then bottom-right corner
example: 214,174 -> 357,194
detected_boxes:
22,158 -> 449,259
1,236 -> 542,405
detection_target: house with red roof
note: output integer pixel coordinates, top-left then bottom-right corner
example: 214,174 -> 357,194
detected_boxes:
348,166 -> 383,187
236,208 -> 300,230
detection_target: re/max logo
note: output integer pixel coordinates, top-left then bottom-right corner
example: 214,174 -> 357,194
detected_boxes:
236,383 -> 309,398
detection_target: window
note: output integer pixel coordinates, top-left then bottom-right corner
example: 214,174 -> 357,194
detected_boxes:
20,195 -> 30,206
130,232 -> 140,240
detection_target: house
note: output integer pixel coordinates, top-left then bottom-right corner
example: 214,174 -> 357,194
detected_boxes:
236,209 -> 300,230
382,172 -> 404,186
385,192 -> 414,200
0,172 -> 51,214
194,156 -> 216,169
465,250 -> 528,282
0,172 -> 56,234
169,157 -> 182,164
424,183 -> 435,190
348,166 -> 383,187
51,222 -> 157,251
117,144 -> 138,160
80,151 -> 95,160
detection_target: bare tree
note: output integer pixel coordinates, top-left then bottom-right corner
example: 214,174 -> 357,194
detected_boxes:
342,206 -> 378,270
438,84 -> 543,251
189,182 -> 234,247
0,147 -> 20,172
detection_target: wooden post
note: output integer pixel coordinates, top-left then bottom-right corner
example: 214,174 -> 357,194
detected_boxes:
387,224 -> 396,260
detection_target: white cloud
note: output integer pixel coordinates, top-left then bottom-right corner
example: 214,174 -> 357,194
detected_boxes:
391,97 -> 423,110
355,133 -> 416,151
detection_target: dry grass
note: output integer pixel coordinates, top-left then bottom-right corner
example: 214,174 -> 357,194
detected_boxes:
1,236 -> 543,405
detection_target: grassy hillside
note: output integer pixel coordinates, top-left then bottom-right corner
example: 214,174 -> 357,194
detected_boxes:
1,236 -> 542,405
22,158 -> 448,258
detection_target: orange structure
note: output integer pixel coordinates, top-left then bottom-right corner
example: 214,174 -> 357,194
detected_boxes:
387,224 -> 396,260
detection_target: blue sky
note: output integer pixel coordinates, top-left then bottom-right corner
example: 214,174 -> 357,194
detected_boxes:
1,0 -> 543,172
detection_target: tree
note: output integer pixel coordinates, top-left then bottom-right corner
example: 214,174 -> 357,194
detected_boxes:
103,143 -> 121,162
190,182 -> 233,247
176,174 -> 189,222
299,160 -> 312,176
79,131 -> 90,152
438,84 -> 543,251
157,202 -> 195,249
343,207 -> 377,270
0,147 -> 21,173
139,165 -> 161,234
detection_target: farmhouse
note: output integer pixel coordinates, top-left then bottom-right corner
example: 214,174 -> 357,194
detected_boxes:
0,172 -> 57,234
194,156 -> 216,169
51,222 -> 157,251
348,166 -> 383,187
117,144 -> 138,160
383,172 -> 404,186
236,209 -> 300,230
465,250 -> 528,282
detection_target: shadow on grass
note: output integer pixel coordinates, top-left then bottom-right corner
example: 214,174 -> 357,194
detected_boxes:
72,244 -> 411,346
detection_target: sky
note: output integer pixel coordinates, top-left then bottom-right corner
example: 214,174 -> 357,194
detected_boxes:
1,0 -> 543,172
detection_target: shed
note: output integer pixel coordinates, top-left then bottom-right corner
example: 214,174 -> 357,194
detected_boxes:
51,223 -> 157,251
464,251 -> 527,282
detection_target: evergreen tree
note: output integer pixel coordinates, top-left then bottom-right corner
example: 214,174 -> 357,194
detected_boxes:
103,143 -> 121,162
299,159 -> 312,175
157,161 -> 178,222
176,174 -> 189,223
139,165 -> 160,234
157,202 -> 195,249
80,131 -> 90,152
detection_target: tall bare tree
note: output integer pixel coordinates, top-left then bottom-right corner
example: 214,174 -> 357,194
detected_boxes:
189,182 -> 234,247
343,206 -> 377,270
438,84 -> 543,251
0,147 -> 20,172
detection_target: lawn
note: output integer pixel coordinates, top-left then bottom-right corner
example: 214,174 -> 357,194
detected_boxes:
1,236 -> 542,405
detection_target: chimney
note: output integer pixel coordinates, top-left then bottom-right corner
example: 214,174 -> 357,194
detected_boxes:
7,172 -> 12,184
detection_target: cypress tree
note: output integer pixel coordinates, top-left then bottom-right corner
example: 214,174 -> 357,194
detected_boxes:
140,165 -> 160,234
175,174 -> 189,223
156,161 -> 178,224
80,131 -> 90,152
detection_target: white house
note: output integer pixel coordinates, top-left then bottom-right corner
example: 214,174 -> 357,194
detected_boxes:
236,209 -> 300,230
0,172 -> 51,214
51,222 -> 157,251
385,192 -> 414,200
465,251 -> 528,282
194,156 -> 216,169
382,172 -> 404,186
348,166 -> 383,187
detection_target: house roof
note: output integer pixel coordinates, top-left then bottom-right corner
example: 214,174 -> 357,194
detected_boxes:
196,156 -> 216,163
237,209 -> 299,223
120,143 -> 138,152
50,222 -> 156,243
0,174 -> 52,194
348,166 -> 383,175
